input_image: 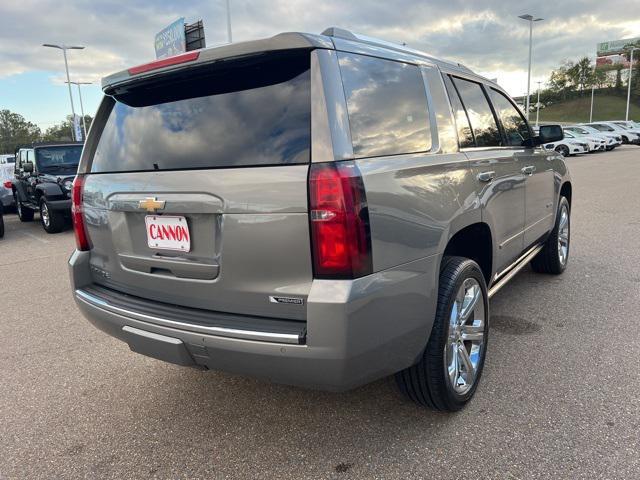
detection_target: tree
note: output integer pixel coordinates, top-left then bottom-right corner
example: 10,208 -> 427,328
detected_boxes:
575,57 -> 594,93
42,115 -> 93,142
614,65 -> 624,93
592,68 -> 609,89
548,67 -> 570,100
0,109 -> 42,154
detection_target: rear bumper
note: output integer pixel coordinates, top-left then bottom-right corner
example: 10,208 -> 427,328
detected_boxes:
69,250 -> 438,391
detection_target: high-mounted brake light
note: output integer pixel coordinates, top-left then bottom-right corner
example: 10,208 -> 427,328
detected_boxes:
71,175 -> 91,251
309,162 -> 372,279
128,51 -> 200,75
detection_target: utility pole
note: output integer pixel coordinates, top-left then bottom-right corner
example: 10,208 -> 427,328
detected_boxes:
66,81 -> 92,138
225,0 -> 233,43
536,81 -> 542,127
626,47 -> 637,121
43,44 -> 85,140
518,14 -> 544,120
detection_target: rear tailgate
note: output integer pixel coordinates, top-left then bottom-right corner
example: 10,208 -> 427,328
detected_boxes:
81,51 -> 313,321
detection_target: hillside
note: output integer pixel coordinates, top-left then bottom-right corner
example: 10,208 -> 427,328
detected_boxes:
536,95 -> 640,124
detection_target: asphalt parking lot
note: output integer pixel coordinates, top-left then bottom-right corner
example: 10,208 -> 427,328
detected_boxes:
1,146 -> 639,479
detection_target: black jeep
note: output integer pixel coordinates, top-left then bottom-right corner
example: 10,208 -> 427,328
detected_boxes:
14,142 -> 83,233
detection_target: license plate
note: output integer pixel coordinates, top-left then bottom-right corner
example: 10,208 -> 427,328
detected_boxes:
145,215 -> 191,252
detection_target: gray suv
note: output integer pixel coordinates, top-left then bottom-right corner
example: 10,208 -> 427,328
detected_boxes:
69,28 -> 571,411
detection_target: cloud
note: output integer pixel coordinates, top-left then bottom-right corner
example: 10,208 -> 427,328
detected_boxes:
0,0 -> 639,96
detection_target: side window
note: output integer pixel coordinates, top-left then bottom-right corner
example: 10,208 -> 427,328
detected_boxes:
442,74 -> 474,148
451,77 -> 502,147
15,150 -> 23,172
488,88 -> 531,147
337,52 -> 431,158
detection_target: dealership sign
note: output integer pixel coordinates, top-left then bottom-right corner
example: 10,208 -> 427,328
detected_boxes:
73,115 -> 83,142
155,18 -> 186,59
597,37 -> 640,57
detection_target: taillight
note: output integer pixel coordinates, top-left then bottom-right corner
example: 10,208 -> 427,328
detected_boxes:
71,175 -> 91,251
3,180 -> 11,189
309,161 -> 372,279
128,51 -> 200,75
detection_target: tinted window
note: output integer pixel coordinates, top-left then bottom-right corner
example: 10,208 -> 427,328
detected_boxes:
36,146 -> 82,174
590,124 -> 614,132
443,74 -> 474,148
452,77 -> 501,147
91,53 -> 311,173
338,53 -> 431,157
488,89 -> 531,146
5,156 -> 15,163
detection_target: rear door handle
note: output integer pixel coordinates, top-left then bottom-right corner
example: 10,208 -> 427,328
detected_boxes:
521,165 -> 536,175
478,171 -> 495,182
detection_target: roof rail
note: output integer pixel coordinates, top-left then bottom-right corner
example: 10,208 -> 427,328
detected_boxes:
321,26 -> 474,74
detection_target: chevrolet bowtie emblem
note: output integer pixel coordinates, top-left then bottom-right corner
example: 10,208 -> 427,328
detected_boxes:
138,197 -> 166,212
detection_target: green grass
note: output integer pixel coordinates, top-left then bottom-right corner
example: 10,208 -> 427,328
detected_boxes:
537,95 -> 640,124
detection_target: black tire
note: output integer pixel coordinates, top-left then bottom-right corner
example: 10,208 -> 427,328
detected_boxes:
396,256 -> 489,411
39,198 -> 65,233
16,198 -> 34,222
555,145 -> 570,157
621,136 -> 629,144
531,196 -> 570,274
0,210 -> 4,238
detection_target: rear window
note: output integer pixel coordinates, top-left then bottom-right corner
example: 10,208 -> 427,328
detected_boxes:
36,146 -> 82,173
90,53 -> 311,173
337,52 -> 431,158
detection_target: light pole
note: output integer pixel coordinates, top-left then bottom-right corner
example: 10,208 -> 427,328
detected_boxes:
518,14 -> 544,120
535,81 -> 542,127
43,44 -> 85,140
225,0 -> 233,43
65,81 -> 92,138
625,47 -> 637,121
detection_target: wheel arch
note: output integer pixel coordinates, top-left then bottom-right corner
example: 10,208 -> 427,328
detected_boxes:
441,222 -> 493,285
560,181 -> 572,206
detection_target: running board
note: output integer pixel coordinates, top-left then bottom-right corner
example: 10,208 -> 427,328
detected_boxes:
488,244 -> 544,299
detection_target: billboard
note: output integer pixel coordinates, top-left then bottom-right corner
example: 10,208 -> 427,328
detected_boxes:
596,37 -> 640,69
597,37 -> 640,57
155,18 -> 186,59
185,20 -> 206,51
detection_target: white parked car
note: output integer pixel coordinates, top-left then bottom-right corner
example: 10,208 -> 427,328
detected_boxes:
584,122 -> 640,145
533,128 -> 589,157
543,139 -> 589,157
568,125 -> 621,150
0,154 -> 15,210
563,130 -> 605,152
611,121 -> 640,137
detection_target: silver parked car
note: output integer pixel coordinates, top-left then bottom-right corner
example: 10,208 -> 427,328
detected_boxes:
69,28 -> 572,411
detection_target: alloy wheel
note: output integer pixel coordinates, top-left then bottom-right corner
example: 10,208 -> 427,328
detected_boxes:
445,278 -> 486,395
557,204 -> 570,266
41,202 -> 50,227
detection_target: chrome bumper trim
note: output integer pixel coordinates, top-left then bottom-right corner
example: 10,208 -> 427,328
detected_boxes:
75,289 -> 303,345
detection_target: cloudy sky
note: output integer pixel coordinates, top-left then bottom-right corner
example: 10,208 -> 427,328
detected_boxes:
1,0 -> 639,130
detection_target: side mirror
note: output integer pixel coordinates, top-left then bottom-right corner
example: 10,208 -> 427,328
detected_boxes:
538,125 -> 564,144
22,161 -> 34,173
